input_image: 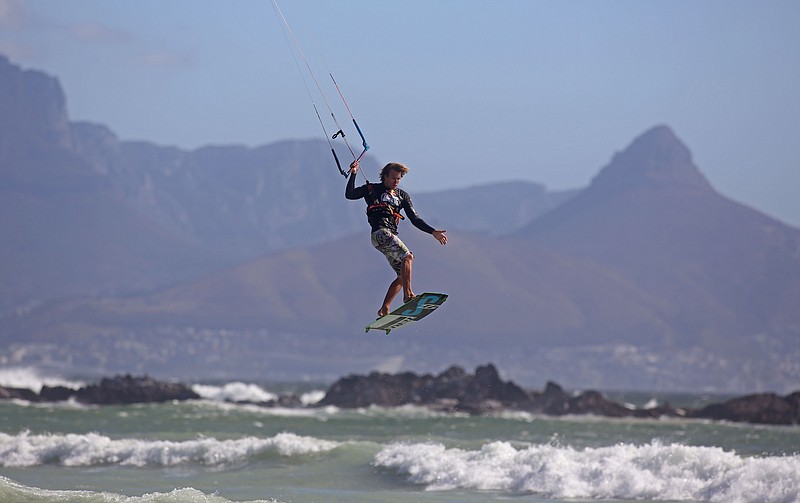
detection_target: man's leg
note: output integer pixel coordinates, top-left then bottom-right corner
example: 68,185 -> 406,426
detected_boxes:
372,230 -> 415,317
379,277 -> 403,317
401,253 -> 414,302
378,254 -> 414,317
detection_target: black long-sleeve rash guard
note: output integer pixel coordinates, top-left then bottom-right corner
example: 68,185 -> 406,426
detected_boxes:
345,172 -> 435,235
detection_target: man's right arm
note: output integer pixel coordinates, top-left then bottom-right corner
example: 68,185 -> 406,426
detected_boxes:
345,162 -> 366,200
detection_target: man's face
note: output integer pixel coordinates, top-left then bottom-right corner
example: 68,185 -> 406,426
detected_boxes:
384,170 -> 403,190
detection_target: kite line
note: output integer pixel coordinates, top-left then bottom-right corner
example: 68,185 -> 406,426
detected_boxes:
271,0 -> 370,180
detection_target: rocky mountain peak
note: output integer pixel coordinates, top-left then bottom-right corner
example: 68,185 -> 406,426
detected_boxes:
0,54 -> 72,153
589,125 -> 713,194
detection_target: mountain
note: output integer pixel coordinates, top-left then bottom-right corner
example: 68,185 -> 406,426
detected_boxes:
414,182 -> 577,236
0,52 -> 370,309
0,54 -> 567,313
513,126 -> 800,349
0,56 -> 219,309
5,121 -> 800,390
3,54 -> 799,391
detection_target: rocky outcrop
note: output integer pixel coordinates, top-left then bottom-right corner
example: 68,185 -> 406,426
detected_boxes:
73,375 -> 200,405
526,383 -> 647,418
1,365 -> 799,425
0,374 -> 199,405
316,364 -> 797,425
316,364 -> 530,412
0,386 -> 40,402
688,391 -> 800,425
39,385 -> 76,402
317,364 -> 671,418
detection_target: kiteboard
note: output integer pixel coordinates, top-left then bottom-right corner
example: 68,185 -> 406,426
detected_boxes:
365,292 -> 448,335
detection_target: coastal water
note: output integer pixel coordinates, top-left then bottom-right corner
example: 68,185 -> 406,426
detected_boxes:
1,368 -> 799,503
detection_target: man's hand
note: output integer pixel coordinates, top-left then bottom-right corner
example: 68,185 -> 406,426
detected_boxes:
432,230 -> 447,245
349,159 -> 360,175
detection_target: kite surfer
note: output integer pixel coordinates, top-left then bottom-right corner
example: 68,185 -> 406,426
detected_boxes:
346,159 -> 447,318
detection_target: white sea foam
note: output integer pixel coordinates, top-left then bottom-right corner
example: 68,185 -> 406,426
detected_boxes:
0,369 -> 326,409
192,382 -> 278,403
0,367 -> 85,394
0,475 -> 281,503
191,382 -> 325,406
643,397 -> 660,409
300,390 -> 325,405
374,439 -> 800,503
0,431 -> 340,467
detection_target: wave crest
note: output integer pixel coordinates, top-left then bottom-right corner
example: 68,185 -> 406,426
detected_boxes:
0,475 -> 281,503
374,440 -> 800,502
0,367 -> 84,394
0,431 -> 340,467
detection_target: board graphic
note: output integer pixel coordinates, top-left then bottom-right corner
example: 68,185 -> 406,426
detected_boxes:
365,292 -> 448,335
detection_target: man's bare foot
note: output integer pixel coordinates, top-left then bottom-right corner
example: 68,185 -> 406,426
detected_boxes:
403,293 -> 416,303
377,306 -> 390,318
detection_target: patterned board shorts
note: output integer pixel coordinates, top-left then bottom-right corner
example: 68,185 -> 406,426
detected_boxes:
371,228 -> 413,275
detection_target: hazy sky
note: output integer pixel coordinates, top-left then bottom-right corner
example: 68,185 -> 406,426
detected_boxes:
2,0 -> 798,226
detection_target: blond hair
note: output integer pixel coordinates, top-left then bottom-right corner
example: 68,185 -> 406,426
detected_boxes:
380,162 -> 409,182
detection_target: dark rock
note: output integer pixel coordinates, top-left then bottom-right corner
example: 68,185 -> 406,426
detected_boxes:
526,381 -> 572,415
320,364 -> 552,415
472,363 -> 531,406
0,385 -> 40,402
318,370 -> 429,408
73,374 -> 200,405
39,385 -> 76,402
568,390 -> 631,417
688,392 -> 799,425
317,364 -> 560,414
787,391 -> 800,423
316,364 -> 724,421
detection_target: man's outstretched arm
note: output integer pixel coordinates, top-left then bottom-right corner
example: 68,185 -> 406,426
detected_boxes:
345,160 -> 367,200
403,195 -> 447,245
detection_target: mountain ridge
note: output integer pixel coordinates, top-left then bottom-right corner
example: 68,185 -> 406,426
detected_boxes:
2,54 -> 799,391
0,54 -> 567,311
512,125 -> 800,348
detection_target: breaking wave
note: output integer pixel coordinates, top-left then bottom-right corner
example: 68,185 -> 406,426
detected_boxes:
192,382 -> 279,403
191,382 -> 325,406
374,439 -> 800,502
0,476 -> 280,503
0,431 -> 340,467
0,366 -> 326,407
0,367 -> 85,394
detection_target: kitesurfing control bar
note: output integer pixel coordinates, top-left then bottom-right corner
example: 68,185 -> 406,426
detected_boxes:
353,119 -> 369,162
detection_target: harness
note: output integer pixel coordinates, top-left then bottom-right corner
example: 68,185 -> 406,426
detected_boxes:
366,183 -> 405,225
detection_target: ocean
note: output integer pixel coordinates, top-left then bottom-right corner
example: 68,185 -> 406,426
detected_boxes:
0,367 -> 798,503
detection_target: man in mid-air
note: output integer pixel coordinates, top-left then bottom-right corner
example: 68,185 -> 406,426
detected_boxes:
346,160 -> 447,317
